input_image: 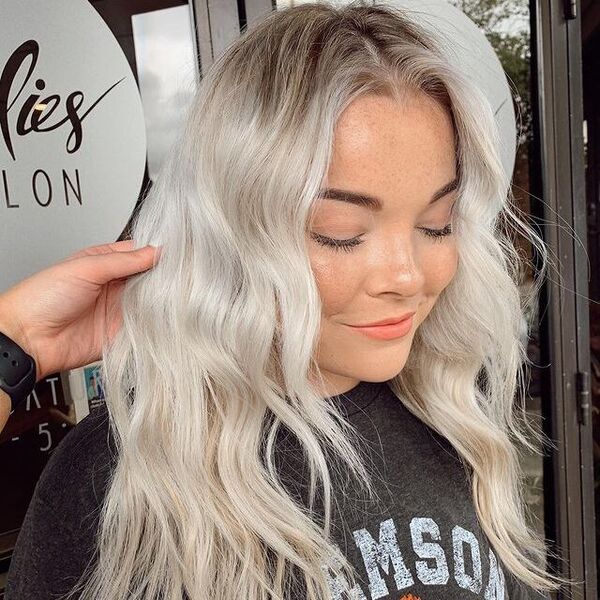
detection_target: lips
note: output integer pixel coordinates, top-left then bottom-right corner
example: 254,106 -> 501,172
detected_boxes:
352,312 -> 416,327
346,313 -> 415,340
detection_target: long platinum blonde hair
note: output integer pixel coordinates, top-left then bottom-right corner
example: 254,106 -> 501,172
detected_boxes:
65,1 -> 572,598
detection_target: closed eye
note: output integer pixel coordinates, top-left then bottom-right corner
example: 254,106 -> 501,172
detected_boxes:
419,224 -> 453,242
310,223 -> 453,252
309,232 -> 364,252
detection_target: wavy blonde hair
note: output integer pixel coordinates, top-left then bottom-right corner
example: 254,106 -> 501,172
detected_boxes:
65,1 -> 572,598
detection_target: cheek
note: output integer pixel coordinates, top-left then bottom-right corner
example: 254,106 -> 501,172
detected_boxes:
308,250 -> 364,316
420,243 -> 459,308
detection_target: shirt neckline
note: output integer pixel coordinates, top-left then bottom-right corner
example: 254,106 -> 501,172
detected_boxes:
325,380 -> 387,417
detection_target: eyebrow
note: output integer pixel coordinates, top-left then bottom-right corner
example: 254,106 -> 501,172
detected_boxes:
316,176 -> 460,211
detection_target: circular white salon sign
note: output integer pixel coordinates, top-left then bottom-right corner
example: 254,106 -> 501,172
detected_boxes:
0,0 -> 146,291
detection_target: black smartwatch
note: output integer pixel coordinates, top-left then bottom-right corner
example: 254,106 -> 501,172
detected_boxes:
0,330 -> 37,413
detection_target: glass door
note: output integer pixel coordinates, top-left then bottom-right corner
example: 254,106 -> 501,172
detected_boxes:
451,1 -> 597,597
531,0 -> 596,598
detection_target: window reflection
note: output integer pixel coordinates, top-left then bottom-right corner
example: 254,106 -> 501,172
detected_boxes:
89,0 -> 199,236
132,5 -> 197,181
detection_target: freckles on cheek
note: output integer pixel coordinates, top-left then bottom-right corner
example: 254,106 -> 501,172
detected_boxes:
310,255 -> 360,316
424,249 -> 459,294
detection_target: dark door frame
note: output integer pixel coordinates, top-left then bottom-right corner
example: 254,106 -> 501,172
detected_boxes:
531,0 -> 597,598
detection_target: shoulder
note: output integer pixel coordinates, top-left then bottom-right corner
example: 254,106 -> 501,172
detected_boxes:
6,404 -> 115,599
35,402 -> 115,509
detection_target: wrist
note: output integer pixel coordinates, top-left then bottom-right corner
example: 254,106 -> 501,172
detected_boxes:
0,296 -> 42,383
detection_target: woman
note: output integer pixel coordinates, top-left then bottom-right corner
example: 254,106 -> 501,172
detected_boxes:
6,1 -> 572,599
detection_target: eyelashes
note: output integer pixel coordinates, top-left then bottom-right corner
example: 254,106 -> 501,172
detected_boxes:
310,224 -> 453,253
420,223 -> 453,241
310,232 -> 365,253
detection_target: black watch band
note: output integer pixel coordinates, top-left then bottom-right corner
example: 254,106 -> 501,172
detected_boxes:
0,330 -> 37,413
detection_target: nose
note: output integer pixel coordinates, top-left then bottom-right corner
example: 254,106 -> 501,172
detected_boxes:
368,237 -> 426,298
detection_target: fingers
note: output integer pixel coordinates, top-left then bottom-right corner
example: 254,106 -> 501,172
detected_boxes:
55,242 -> 161,287
63,240 -> 134,261
78,245 -> 160,285
63,241 -> 160,262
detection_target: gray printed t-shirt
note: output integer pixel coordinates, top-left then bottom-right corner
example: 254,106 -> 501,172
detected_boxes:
5,380 -> 551,599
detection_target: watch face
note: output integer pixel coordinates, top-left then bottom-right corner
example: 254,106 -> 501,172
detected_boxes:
0,342 -> 34,395
0,373 -> 73,562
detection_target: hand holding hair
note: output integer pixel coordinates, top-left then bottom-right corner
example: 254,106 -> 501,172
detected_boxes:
0,240 -> 161,429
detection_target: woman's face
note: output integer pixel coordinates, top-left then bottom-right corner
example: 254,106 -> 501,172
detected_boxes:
307,91 -> 459,397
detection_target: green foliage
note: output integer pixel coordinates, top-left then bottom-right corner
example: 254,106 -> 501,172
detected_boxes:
448,0 -> 532,144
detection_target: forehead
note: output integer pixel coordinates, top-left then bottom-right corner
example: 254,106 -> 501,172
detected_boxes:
326,92 -> 457,194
